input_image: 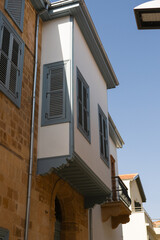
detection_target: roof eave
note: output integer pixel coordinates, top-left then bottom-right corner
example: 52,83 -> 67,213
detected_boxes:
31,0 -> 119,89
108,113 -> 124,148
134,175 -> 146,203
30,0 -> 46,11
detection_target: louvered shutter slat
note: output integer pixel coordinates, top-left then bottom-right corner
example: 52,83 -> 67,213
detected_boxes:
11,39 -> 19,66
47,66 -> 64,119
7,0 -> 23,26
2,26 -> 10,56
8,38 -> 19,96
9,64 -> 17,95
0,53 -> 8,85
0,26 -> 10,86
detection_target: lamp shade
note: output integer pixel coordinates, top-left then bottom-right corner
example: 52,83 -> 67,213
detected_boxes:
134,0 -> 160,29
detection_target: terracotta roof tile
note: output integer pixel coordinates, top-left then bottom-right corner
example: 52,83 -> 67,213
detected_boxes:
153,221 -> 160,228
119,173 -> 138,180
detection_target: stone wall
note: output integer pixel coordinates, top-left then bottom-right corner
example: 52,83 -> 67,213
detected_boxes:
0,0 -> 88,239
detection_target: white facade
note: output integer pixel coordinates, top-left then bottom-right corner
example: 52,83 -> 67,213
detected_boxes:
74,19 -> 111,187
37,15 -> 112,186
36,1 -> 127,239
121,175 -> 157,240
93,205 -> 123,240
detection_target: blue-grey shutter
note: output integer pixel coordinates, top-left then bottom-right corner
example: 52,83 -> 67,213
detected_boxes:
78,77 -> 82,126
9,37 -> 20,97
77,68 -> 90,141
5,0 -> 25,31
105,118 -> 109,160
0,25 -> 10,86
46,65 -> 65,119
98,106 -> 109,165
0,12 -> 24,107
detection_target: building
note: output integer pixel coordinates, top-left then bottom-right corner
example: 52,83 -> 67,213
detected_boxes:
120,173 -> 158,240
153,221 -> 160,240
0,0 -> 131,239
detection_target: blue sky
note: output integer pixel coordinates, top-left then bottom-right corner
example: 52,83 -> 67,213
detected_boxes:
84,0 -> 160,219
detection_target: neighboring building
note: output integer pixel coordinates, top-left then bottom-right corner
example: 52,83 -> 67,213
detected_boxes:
120,174 -> 158,240
153,221 -> 160,240
0,0 -> 131,239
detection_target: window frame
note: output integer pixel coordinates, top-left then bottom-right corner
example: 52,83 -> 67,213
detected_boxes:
0,11 -> 24,108
5,0 -> 25,32
41,60 -> 70,126
77,68 -> 90,143
98,105 -> 109,166
0,227 -> 9,240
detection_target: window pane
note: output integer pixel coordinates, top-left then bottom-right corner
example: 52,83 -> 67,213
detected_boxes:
9,64 -> 17,95
103,119 -> 106,138
84,109 -> 88,133
78,78 -> 82,101
2,26 -> 10,56
83,86 -> 87,108
99,113 -> 102,133
79,102 -> 82,126
104,139 -> 108,159
0,53 -> 8,85
100,133 -> 103,154
11,39 -> 19,66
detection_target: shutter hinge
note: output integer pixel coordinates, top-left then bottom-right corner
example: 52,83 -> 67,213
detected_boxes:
45,113 -> 48,119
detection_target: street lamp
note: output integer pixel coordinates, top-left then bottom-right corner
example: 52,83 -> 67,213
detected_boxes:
134,0 -> 160,29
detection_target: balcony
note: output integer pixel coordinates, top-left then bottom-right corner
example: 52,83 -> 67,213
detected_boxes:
101,176 -> 131,229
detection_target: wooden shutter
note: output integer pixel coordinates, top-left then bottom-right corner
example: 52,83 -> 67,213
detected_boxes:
78,77 -> 82,126
0,26 -> 10,86
77,68 -> 90,140
5,0 -> 25,31
0,12 -> 24,107
9,38 -> 19,96
98,106 -> 109,163
46,66 -> 65,119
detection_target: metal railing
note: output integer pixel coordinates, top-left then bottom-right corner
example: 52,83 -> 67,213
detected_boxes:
111,176 -> 131,207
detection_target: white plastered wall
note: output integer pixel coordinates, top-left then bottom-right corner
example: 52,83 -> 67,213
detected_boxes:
92,205 -> 123,240
74,19 -> 111,188
122,212 -> 147,240
130,179 -> 143,209
37,17 -> 72,159
109,137 -> 119,175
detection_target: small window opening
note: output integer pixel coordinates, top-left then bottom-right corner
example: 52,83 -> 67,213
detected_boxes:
54,197 -> 62,240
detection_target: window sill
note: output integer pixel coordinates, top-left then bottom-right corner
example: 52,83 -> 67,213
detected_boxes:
77,125 -> 91,144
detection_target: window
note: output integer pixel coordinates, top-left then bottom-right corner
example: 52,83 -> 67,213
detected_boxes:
134,201 -> 141,211
0,11 -> 24,107
77,68 -> 90,142
41,61 -> 70,126
54,197 -> 62,240
0,227 -> 9,240
98,105 -> 109,165
5,0 -> 25,31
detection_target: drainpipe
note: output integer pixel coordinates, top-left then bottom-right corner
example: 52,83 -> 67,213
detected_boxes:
89,208 -> 93,240
24,4 -> 49,240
